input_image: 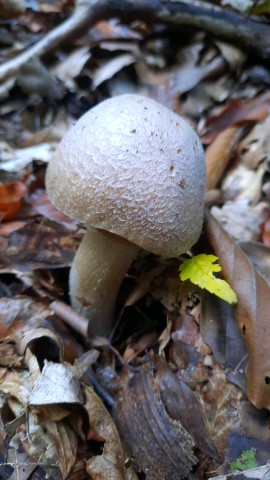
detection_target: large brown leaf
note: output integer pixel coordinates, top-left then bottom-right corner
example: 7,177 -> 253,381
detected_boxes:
204,209 -> 270,409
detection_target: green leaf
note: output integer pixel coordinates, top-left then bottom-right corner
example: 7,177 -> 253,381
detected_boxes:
179,254 -> 237,304
229,448 -> 259,472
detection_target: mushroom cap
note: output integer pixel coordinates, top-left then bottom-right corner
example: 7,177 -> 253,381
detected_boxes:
46,94 -> 206,257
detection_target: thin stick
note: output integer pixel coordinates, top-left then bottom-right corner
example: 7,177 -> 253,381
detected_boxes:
49,299 -> 88,337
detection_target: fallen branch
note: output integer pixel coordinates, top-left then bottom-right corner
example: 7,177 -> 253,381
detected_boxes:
1,0 -> 270,83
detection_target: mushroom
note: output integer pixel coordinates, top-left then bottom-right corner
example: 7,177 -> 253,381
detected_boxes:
46,94 -> 206,336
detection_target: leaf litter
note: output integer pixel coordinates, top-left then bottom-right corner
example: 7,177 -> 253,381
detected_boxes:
1,1 -> 270,479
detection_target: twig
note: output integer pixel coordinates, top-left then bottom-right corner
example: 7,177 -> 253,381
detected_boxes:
49,299 -> 88,336
1,0 -> 270,83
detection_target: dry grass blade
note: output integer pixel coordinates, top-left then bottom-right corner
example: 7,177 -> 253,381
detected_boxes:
204,209 -> 270,409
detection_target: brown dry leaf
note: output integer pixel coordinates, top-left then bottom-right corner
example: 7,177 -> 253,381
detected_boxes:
203,92 -> 270,142
0,218 -> 80,272
238,241 -> 270,286
92,54 -> 136,89
205,127 -> 238,190
204,209 -> 270,409
0,296 -> 55,337
1,450 -> 39,480
85,385 -> 127,480
23,411 -> 78,479
0,340 -> 23,368
262,218 -> 270,248
29,189 -> 77,229
16,326 -> 63,363
173,43 -> 225,95
201,294 -> 247,393
17,57 -> 64,100
193,364 -> 242,458
211,200 -> 269,242
237,117 -> 270,169
0,0 -> 25,18
0,181 -> 27,221
0,366 -> 33,407
221,163 -> 265,203
0,220 -> 26,236
113,363 -> 197,480
4,360 -> 89,480
51,46 -> 91,88
25,362 -> 88,478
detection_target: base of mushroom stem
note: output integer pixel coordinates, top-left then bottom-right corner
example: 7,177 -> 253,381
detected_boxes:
69,227 -> 139,337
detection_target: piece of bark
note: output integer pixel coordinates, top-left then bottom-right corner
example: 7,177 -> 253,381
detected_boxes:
113,362 -> 197,480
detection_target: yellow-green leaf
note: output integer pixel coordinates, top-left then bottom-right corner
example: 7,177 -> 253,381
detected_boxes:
179,254 -> 237,304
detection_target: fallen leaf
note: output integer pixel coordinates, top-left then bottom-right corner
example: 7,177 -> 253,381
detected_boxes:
0,296 -> 55,337
0,181 -> 27,221
238,241 -> 270,285
262,218 -> 270,247
85,385 -> 127,480
179,254 -> 237,304
92,54 -> 135,89
0,220 -> 26,236
205,126 -> 238,190
211,199 -> 269,242
51,46 -> 91,88
0,218 -> 80,272
204,209 -> 270,409
203,92 -> 270,142
221,163 -> 265,203
0,141 -> 55,172
30,189 -> 77,229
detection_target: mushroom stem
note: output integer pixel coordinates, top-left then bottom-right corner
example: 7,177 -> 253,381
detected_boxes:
69,227 -> 139,337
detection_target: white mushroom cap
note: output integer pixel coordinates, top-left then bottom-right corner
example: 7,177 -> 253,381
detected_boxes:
46,94 -> 205,257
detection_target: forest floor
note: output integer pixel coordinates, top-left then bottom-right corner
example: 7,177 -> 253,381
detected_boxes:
1,1 -> 270,479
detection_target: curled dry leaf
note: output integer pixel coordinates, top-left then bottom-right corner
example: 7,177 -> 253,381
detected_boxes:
0,141 -> 55,172
92,53 -> 136,89
15,326 -> 63,364
85,385 -> 127,480
204,209 -> 270,409
113,362 -> 197,480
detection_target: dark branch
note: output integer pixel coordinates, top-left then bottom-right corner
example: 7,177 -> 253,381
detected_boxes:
0,0 -> 269,83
